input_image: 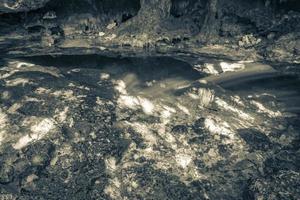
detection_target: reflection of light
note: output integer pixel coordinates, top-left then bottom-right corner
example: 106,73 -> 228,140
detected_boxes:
116,78 -> 155,115
114,80 -> 127,95
198,88 -> 215,107
138,97 -> 154,115
220,62 -> 245,72
105,157 -> 117,173
204,118 -> 234,138
0,111 -> 8,125
216,98 -> 254,121
1,61 -> 62,79
0,131 -> 5,146
13,134 -> 38,150
177,103 -> 190,115
0,111 -> 7,146
238,60 -> 254,64
31,118 -> 55,135
5,78 -> 31,87
4,2 -> 20,9
251,100 -> 282,118
231,96 -> 245,107
100,73 -> 110,80
194,63 -> 219,75
118,95 -> 139,109
13,118 -> 55,150
160,105 -> 176,122
15,62 -> 35,68
188,93 -> 199,99
128,122 -> 158,145
8,103 -> 22,114
176,154 -> 192,168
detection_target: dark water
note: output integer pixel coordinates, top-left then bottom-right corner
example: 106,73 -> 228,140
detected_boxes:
0,56 -> 299,199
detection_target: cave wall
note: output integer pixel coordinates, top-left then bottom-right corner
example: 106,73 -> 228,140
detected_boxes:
0,0 -> 300,61
1,0 -> 300,36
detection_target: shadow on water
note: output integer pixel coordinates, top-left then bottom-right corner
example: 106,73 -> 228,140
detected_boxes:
20,55 -> 206,99
222,73 -> 300,114
21,55 -> 203,80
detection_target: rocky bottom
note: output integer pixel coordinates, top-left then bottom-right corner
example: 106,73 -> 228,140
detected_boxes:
0,56 -> 299,200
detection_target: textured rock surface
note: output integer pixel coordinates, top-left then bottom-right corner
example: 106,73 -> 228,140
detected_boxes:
0,0 -> 299,63
0,56 -> 299,199
0,1 -> 300,199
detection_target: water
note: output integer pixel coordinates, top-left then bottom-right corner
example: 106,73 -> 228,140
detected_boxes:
0,55 -> 299,199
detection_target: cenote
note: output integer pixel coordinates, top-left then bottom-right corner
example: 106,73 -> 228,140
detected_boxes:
0,55 -> 299,199
1,0 -> 300,199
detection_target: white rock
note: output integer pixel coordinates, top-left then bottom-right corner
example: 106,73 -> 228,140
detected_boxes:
176,154 -> 192,168
220,62 -> 245,72
98,32 -> 105,37
138,97 -> 155,115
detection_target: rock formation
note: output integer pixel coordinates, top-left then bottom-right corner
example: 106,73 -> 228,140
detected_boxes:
0,0 -> 299,63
